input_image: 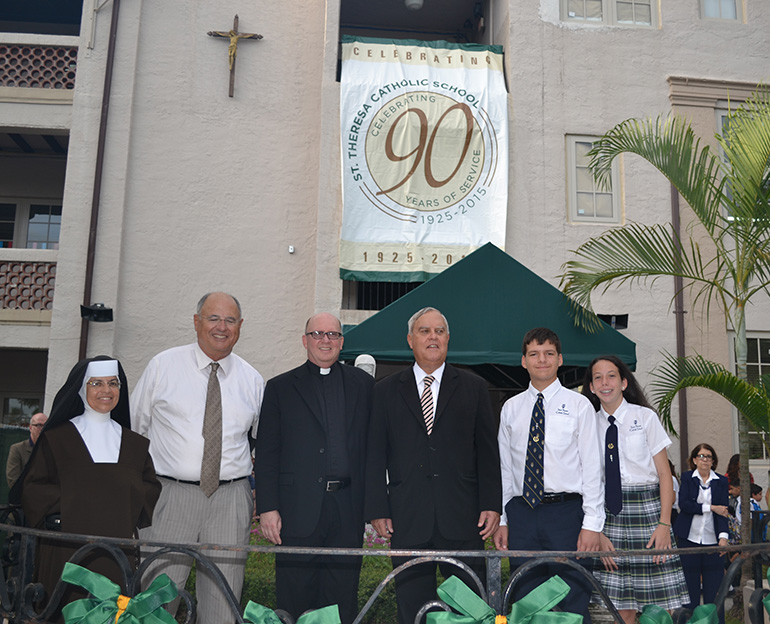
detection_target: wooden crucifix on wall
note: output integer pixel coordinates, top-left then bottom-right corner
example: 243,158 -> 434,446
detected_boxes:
207,15 -> 263,97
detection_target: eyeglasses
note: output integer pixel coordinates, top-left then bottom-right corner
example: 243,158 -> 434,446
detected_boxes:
86,379 -> 121,389
305,331 -> 343,341
695,454 -> 713,461
200,315 -> 239,326
30,424 -> 45,428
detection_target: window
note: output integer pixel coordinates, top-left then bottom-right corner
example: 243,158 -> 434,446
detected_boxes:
566,135 -> 622,224
342,280 -> 422,310
0,204 -> 14,248
563,0 -> 655,26
597,313 -> 629,329
2,396 -> 42,427
0,200 -> 62,249
701,0 -> 739,20
715,105 -> 747,218
742,336 -> 770,460
27,204 -> 61,249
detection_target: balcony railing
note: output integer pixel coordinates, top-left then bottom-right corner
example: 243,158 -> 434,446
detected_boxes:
0,260 -> 55,310
0,44 -> 77,89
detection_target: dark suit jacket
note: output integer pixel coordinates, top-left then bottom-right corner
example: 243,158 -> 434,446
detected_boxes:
364,364 -> 501,546
255,361 -> 373,538
673,469 -> 729,542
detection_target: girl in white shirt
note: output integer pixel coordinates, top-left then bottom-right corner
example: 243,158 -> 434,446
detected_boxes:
581,355 -> 689,624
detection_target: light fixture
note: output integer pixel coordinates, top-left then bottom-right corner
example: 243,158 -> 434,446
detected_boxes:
80,302 -> 113,322
405,0 -> 424,10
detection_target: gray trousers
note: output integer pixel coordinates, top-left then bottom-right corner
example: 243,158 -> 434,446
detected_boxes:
139,477 -> 252,624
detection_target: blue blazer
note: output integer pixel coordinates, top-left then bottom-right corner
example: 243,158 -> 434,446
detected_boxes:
673,469 -> 729,542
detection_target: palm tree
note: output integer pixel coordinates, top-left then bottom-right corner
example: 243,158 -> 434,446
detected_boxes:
559,88 -> 770,544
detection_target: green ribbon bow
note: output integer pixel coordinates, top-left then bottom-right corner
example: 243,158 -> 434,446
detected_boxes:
425,575 -> 582,624
244,601 -> 341,624
639,604 -> 673,624
687,604 -> 719,624
640,602 -> 719,624
60,563 -> 178,624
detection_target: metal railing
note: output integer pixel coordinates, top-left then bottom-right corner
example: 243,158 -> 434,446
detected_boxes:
1,506 -> 770,624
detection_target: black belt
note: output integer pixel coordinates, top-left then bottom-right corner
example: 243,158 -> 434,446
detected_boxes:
324,477 -> 351,492
541,492 -> 582,504
158,475 -> 248,487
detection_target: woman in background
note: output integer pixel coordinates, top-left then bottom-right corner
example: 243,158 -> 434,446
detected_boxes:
673,443 -> 729,623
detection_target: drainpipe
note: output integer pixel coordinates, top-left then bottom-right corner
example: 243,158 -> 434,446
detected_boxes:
78,0 -> 122,360
670,182 -> 689,465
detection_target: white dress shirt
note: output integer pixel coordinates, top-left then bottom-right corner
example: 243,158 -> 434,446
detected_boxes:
498,378 -> 605,532
687,469 -> 729,543
597,399 -> 671,486
412,362 -> 445,409
131,342 -> 264,481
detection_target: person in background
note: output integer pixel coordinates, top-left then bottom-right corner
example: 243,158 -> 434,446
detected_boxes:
751,484 -> 763,511
670,459 -> 680,526
673,443 -> 729,624
725,453 -> 752,486
581,355 -> 688,624
6,412 -> 47,487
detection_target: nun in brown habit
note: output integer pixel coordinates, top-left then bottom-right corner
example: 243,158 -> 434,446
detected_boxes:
11,355 -> 161,610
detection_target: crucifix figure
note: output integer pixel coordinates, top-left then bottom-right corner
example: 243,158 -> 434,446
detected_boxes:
207,15 -> 263,97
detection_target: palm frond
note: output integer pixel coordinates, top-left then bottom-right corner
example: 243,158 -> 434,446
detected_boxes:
588,115 -> 728,237
559,222 -> 730,330
649,353 -> 770,434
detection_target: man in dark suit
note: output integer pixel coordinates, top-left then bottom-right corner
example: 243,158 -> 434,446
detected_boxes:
255,313 -> 373,624
365,306 -> 502,624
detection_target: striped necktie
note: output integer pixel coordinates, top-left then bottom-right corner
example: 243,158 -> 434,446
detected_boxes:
421,375 -> 435,435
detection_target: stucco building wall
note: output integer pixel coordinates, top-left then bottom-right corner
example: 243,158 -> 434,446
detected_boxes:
2,0 -> 770,472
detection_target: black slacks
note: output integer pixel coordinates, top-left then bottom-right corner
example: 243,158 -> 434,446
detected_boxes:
276,490 -> 363,624
391,518 -> 485,624
505,496 -> 593,623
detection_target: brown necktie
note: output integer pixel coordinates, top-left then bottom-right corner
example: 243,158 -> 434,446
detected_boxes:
200,362 -> 222,497
421,375 -> 435,435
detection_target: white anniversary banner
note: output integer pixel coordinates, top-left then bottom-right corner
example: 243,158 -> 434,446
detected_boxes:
340,36 -> 508,282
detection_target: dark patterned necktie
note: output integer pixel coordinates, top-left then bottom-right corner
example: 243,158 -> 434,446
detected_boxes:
523,392 -> 545,508
605,415 -> 622,515
421,375 -> 435,435
200,362 -> 222,497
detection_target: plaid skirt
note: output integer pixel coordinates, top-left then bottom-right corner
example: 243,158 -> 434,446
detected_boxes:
592,484 -> 689,611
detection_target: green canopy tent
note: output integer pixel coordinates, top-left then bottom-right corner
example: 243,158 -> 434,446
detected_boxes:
339,243 -> 636,392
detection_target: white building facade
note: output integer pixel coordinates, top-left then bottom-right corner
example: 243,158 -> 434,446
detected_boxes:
1,0 -> 768,476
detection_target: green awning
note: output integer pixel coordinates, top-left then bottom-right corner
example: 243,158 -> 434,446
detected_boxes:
340,243 -> 636,389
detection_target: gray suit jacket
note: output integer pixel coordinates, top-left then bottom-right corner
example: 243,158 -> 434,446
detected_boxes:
6,439 -> 33,488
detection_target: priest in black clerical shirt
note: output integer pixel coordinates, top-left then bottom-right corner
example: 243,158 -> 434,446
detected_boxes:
255,313 -> 373,624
